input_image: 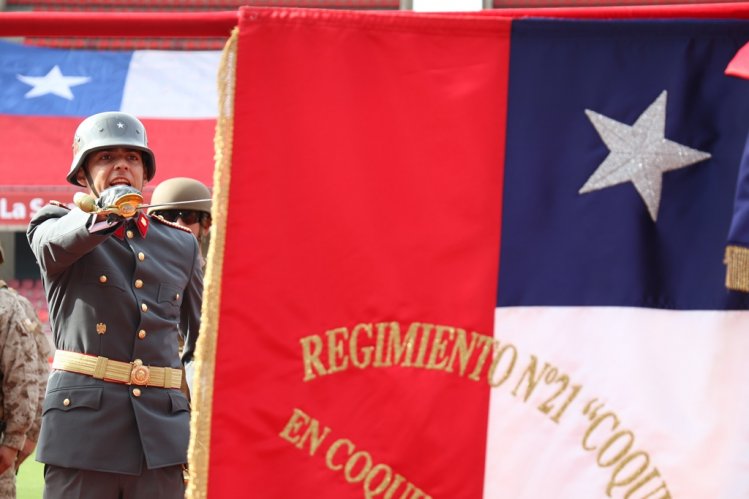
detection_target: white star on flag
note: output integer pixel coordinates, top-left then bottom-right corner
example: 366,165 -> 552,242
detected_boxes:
579,90 -> 711,222
16,65 -> 91,100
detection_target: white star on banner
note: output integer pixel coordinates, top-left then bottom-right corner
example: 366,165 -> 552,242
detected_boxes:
17,65 -> 91,100
579,90 -> 711,222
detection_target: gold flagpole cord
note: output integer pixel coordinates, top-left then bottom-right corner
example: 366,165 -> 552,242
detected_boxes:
187,25 -> 239,499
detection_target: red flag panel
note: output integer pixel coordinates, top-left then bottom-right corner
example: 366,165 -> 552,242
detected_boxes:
208,8 -> 510,498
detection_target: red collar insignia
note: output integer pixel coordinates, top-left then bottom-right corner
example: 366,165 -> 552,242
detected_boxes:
112,212 -> 149,240
136,212 -> 149,238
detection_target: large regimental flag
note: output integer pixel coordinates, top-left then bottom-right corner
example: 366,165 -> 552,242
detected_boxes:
191,8 -> 509,499
190,7 -> 749,499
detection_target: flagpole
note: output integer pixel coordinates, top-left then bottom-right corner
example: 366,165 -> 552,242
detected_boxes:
2,2 -> 749,39
0,11 -> 239,37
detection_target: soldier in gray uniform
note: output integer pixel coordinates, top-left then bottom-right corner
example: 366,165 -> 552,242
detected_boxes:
27,111 -> 203,499
0,245 -> 43,498
148,177 -> 212,396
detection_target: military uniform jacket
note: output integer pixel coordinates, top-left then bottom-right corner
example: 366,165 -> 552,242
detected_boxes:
27,204 -> 203,475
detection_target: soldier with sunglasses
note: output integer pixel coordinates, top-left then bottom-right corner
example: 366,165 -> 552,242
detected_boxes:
148,177 -> 212,265
148,177 -> 211,396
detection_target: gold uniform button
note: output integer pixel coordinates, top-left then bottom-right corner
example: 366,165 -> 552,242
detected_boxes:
133,388 -> 142,397
138,329 -> 147,339
126,230 -> 134,239
141,303 -> 148,312
63,398 -> 70,407
175,293 -> 180,300
99,275 -> 107,283
138,252 -> 145,261
135,279 -> 143,288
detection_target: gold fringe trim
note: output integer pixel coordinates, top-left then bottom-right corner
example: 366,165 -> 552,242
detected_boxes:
724,245 -> 749,292
187,26 -> 239,499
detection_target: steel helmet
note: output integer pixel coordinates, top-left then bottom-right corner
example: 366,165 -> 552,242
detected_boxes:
67,111 -> 156,187
148,177 -> 212,215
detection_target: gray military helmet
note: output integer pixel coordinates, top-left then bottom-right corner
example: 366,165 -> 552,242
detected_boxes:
67,111 -> 156,187
148,177 -> 212,215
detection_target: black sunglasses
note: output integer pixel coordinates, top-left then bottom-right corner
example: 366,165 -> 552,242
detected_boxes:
153,210 -> 205,225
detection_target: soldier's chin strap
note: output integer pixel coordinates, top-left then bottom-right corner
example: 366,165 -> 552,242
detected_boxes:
82,166 -> 100,198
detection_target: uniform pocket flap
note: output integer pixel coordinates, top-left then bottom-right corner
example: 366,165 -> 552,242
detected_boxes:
85,266 -> 126,292
168,390 -> 190,413
43,387 -> 103,414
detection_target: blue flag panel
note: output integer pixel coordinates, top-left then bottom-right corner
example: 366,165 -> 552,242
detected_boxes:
498,19 -> 749,310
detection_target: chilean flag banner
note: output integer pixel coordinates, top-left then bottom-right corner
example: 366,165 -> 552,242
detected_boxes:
0,41 -> 220,226
489,16 -> 749,499
189,6 -> 749,499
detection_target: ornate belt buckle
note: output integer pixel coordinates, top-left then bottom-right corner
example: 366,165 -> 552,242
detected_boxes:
130,359 -> 150,386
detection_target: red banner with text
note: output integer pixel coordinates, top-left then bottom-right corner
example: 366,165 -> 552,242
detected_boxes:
190,8 -> 509,499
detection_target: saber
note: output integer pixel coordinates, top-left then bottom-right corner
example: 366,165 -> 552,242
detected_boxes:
139,199 -> 213,211
74,192 -> 211,218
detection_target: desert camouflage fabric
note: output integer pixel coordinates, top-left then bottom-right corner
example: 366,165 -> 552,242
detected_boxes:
0,282 -> 49,497
14,292 -> 51,443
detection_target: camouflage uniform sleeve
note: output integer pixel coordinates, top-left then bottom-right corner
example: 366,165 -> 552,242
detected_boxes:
14,295 -> 50,443
0,292 -> 40,450
26,335 -> 49,444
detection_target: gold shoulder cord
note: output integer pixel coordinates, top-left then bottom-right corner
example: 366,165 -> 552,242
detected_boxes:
187,26 -> 239,499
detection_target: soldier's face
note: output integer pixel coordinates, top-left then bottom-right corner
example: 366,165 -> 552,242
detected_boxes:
78,148 -> 147,193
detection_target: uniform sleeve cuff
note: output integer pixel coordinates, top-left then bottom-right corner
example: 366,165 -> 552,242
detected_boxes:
2,433 -> 25,451
88,215 -> 122,234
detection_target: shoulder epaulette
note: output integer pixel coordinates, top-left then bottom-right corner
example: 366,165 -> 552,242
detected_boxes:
151,214 -> 193,234
49,200 -> 72,210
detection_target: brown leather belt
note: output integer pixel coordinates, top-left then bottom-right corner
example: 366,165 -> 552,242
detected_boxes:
52,350 -> 182,389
